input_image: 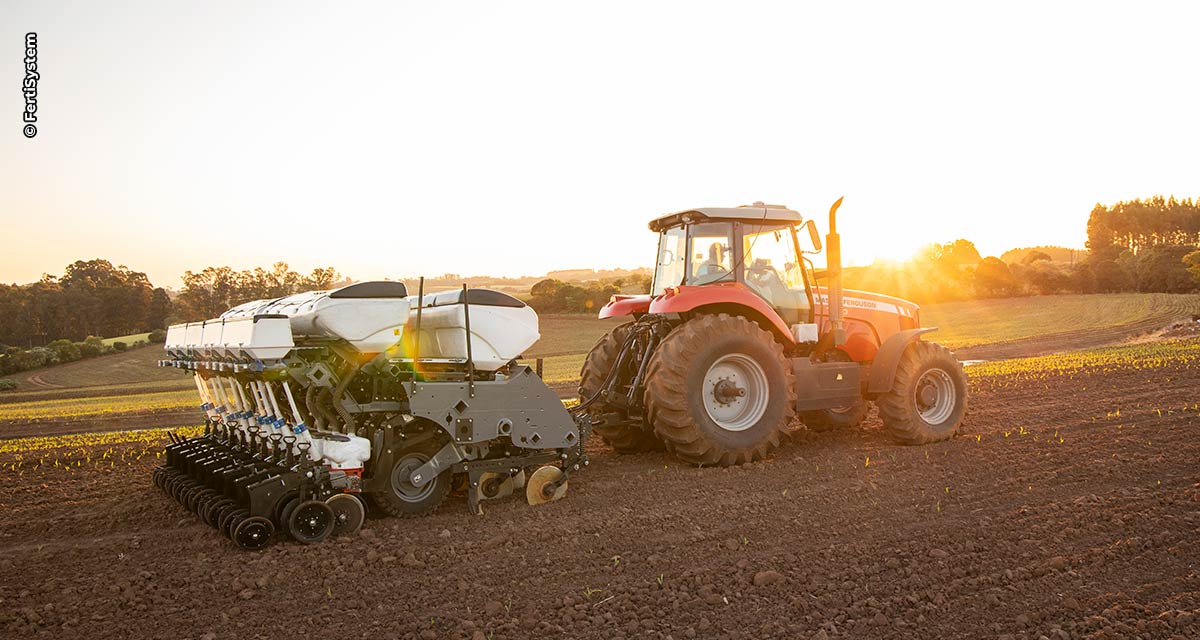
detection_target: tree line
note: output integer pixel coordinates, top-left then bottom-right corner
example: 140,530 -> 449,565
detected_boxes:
0,259 -> 170,348
173,263 -> 344,321
1086,196 -> 1200,293
0,261 -> 342,350
528,274 -> 653,313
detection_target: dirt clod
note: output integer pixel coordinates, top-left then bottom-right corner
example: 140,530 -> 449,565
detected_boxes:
752,571 -> 784,587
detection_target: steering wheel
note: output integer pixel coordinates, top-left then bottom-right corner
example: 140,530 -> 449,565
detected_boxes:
747,260 -> 776,284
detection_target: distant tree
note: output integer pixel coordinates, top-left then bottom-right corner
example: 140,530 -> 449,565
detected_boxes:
1011,261 -> 1063,294
304,267 -> 341,291
974,257 -> 1021,297
529,278 -> 623,313
920,239 -> 982,268
78,336 -> 107,358
1021,250 -> 1053,265
1131,245 -> 1196,293
1091,259 -> 1132,293
1185,250 -> 1200,285
46,338 -> 81,363
146,288 -> 172,329
942,239 -> 983,266
530,279 -> 564,301
175,263 -> 343,321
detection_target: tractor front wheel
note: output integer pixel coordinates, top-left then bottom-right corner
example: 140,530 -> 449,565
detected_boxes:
645,314 -> 795,466
877,341 -> 967,444
579,322 -> 664,453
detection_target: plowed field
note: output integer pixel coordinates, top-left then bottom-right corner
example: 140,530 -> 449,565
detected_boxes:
2,340 -> 1198,639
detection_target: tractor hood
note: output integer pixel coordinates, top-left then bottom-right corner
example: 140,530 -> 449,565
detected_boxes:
813,287 -> 920,322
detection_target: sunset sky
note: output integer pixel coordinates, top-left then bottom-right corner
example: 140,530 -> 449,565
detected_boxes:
2,1 -> 1198,288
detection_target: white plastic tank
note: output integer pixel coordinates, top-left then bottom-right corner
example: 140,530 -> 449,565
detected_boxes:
221,281 -> 412,354
406,289 -> 538,371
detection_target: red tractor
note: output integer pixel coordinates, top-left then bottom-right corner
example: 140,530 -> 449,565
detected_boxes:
578,199 -> 968,466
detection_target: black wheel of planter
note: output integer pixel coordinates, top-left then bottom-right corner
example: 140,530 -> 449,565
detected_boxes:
220,508 -> 247,538
156,468 -> 178,491
644,313 -> 795,466
185,486 -> 206,511
278,496 -> 302,531
368,444 -> 451,518
288,500 -> 335,544
196,492 -> 217,522
205,498 -> 235,528
326,493 -> 366,537
233,516 -> 275,551
166,476 -> 183,500
877,341 -> 968,445
272,491 -> 299,526
224,509 -> 249,539
579,322 -> 664,454
174,480 -> 195,505
210,502 -> 235,530
188,488 -> 214,513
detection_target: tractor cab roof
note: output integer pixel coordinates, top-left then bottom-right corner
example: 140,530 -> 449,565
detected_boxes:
648,202 -> 803,232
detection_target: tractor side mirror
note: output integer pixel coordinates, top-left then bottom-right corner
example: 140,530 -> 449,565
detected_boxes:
802,220 -> 822,253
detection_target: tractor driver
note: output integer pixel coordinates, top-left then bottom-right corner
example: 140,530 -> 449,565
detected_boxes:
693,243 -> 730,285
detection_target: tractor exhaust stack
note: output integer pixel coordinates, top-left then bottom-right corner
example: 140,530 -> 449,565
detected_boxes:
826,196 -> 845,346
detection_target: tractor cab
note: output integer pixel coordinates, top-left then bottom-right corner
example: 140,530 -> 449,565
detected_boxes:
647,203 -> 821,328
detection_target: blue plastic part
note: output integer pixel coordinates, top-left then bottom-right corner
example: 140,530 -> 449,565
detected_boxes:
292,423 -> 307,434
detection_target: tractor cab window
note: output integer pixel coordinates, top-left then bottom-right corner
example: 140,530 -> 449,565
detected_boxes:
651,226 -> 687,295
688,222 -> 734,286
742,224 -> 809,324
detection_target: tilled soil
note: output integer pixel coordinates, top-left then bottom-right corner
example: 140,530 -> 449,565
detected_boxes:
2,349 -> 1199,640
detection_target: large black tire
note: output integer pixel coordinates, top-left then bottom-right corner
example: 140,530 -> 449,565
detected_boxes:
579,322 -> 664,453
802,400 -> 868,432
367,442 -> 452,518
644,314 -> 795,466
877,341 -> 968,444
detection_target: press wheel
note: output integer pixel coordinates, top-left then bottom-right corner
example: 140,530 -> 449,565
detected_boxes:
288,499 -> 335,544
326,494 -> 366,537
233,516 -> 275,550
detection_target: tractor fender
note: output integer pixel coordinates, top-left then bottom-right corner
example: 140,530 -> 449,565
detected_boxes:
649,283 -> 795,343
866,328 -> 938,395
598,295 -> 652,319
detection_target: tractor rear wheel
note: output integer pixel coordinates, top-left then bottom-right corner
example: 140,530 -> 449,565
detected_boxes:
877,341 -> 967,444
579,322 -> 663,453
645,314 -> 794,466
